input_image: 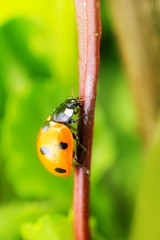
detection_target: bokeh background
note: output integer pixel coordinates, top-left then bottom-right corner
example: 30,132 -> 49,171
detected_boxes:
1,0 -> 160,239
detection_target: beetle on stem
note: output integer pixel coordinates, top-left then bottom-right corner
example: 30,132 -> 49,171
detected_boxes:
36,98 -> 90,177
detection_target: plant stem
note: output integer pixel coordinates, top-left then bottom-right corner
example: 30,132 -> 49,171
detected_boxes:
73,0 -> 101,239
107,0 -> 160,145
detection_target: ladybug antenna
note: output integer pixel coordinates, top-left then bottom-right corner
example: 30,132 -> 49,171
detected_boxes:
78,97 -> 85,107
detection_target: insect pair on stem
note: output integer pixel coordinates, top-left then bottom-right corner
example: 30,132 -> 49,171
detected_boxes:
36,97 -> 90,177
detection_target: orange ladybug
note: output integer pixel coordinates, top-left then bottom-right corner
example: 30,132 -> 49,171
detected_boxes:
36,98 -> 89,177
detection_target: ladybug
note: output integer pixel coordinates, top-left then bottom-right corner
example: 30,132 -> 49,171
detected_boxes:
36,97 -> 89,177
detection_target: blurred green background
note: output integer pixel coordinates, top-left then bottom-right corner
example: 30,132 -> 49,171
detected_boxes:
1,0 -> 157,239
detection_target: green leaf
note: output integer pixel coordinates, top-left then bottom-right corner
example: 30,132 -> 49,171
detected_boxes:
0,201 -> 54,240
1,85 -> 73,201
0,5 -> 77,201
20,213 -> 74,240
0,0 -> 78,84
130,121 -> 160,240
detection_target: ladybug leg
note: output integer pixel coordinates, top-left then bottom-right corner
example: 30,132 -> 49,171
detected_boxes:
73,108 -> 79,115
69,113 -> 89,124
66,123 -> 76,131
72,132 -> 88,153
74,154 -> 90,175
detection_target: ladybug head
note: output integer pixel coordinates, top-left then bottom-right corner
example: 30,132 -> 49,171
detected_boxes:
64,97 -> 81,109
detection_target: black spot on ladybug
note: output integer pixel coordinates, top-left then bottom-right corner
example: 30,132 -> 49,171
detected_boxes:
55,168 -> 66,173
40,146 -> 50,155
58,142 -> 68,150
42,121 -> 50,132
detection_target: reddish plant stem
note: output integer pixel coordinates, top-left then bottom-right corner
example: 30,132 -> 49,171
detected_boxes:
73,1 -> 101,240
